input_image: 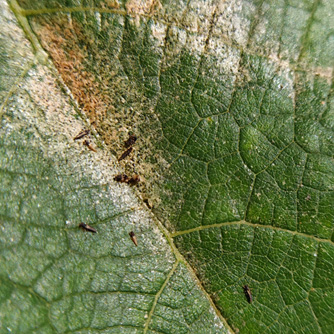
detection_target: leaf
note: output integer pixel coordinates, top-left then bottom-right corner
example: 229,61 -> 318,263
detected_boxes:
2,0 -> 334,333
0,1 -> 229,333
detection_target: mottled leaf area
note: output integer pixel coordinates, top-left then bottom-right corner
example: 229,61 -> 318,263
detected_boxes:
0,0 -> 229,333
2,0 -> 334,333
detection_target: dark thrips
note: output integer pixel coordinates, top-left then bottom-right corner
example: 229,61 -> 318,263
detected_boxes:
73,129 -> 90,140
83,140 -> 97,152
127,174 -> 140,186
129,231 -> 138,246
243,285 -> 252,304
79,222 -> 97,233
114,174 -> 140,186
114,174 -> 130,183
118,147 -> 133,161
124,134 -> 137,148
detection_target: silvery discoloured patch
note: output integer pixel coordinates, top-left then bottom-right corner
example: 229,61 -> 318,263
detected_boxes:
152,0 -> 254,79
0,0 -> 34,104
214,0 -> 255,47
95,11 -> 102,31
185,30 -> 208,57
150,20 -> 167,47
182,0 -> 217,35
0,0 -> 32,57
163,25 -> 206,63
249,1 -> 286,60
206,38 -> 242,77
126,0 -> 162,17
312,67 -> 334,84
253,5 -> 281,51
278,5 -> 309,62
159,0 -> 189,24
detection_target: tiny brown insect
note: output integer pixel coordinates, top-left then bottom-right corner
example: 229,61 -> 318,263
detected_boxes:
79,222 -> 97,233
127,174 -> 140,186
243,285 -> 252,304
118,147 -> 133,161
73,129 -> 90,140
83,140 -> 97,152
129,231 -> 138,246
114,174 -> 130,183
124,134 -> 137,148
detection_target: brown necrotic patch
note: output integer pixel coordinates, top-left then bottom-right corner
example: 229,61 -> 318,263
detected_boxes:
31,15 -> 112,126
29,13 -> 165,210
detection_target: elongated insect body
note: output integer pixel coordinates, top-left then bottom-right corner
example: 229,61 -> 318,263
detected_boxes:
74,129 -> 90,140
79,222 -> 97,233
129,231 -> 138,246
118,147 -> 133,161
124,135 -> 137,148
127,174 -> 140,186
114,174 -> 140,186
114,174 -> 130,183
83,140 -> 97,152
243,285 -> 252,303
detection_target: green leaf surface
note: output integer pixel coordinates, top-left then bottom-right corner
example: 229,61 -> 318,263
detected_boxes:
1,0 -> 334,333
0,1 -> 228,333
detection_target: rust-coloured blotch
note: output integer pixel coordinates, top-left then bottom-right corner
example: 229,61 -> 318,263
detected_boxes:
73,129 -> 90,140
243,285 -> 252,304
129,231 -> 138,246
79,222 -> 97,233
124,134 -> 137,148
